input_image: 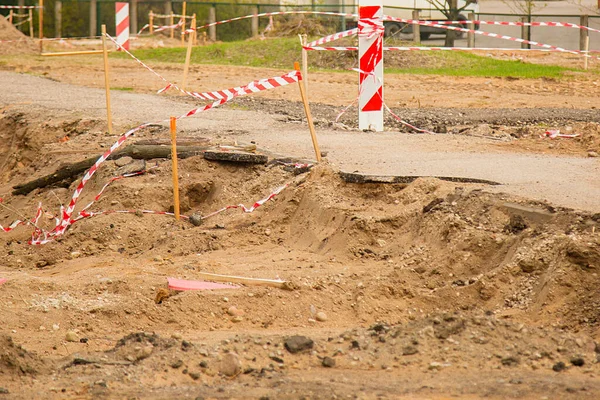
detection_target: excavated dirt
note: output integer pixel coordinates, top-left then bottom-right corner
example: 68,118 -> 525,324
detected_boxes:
1,38 -> 600,399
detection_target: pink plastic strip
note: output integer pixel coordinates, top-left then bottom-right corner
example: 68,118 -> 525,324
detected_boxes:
167,277 -> 239,291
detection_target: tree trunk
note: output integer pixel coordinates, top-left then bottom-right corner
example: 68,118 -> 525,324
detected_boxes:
444,0 -> 459,47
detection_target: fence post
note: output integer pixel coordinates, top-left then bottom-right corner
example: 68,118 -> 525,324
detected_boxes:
520,16 -> 530,49
580,15 -> 589,51
131,0 -> 138,36
412,9 -> 420,44
17,0 -> 23,32
467,12 -> 474,48
209,5 -> 216,41
29,9 -> 34,37
251,6 -> 258,37
90,0 -> 97,37
54,0 -> 61,38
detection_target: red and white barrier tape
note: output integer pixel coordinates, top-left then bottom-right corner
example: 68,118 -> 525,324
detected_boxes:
306,28 -> 358,48
200,185 -> 287,220
385,18 -> 600,35
0,5 -> 40,9
305,45 -> 600,54
137,19 -> 184,35
19,63 -> 300,243
105,33 -> 301,104
384,104 -> 435,134
195,11 -> 356,31
390,18 -> 597,59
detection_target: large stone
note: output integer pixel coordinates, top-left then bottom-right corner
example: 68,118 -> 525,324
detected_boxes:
284,335 -> 314,354
219,353 -> 242,377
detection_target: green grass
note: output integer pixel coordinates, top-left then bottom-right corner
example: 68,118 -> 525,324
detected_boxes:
113,86 -> 134,91
387,51 -> 574,79
113,37 -> 577,79
113,38 -> 302,68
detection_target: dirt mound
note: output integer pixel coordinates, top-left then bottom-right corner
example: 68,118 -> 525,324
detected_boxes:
0,15 -> 37,55
0,334 -> 47,376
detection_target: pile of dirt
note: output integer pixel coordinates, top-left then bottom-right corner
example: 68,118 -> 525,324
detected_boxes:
0,334 -> 47,377
0,15 -> 37,55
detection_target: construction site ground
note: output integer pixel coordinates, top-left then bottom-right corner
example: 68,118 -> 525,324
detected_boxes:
1,27 -> 600,399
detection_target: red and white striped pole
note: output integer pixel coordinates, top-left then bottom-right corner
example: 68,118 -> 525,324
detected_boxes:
358,0 -> 384,131
115,2 -> 130,51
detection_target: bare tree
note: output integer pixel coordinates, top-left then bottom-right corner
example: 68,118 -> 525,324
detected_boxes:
427,0 -> 478,47
500,0 -> 548,15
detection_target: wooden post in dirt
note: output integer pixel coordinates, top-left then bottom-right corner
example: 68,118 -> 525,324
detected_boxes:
101,25 -> 114,135
181,17 -> 195,93
412,9 -> 420,44
208,6 -> 216,41
90,0 -> 97,37
467,12 -> 475,48
52,3 -> 58,38
181,1 -> 186,46
131,0 -> 138,36
29,9 -> 34,38
580,15 -> 589,51
170,117 -> 181,221
170,11 -> 174,39
8,10 -> 13,24
149,11 -> 154,34
38,0 -> 44,53
251,6 -> 259,37
294,62 -> 321,162
584,35 -> 590,71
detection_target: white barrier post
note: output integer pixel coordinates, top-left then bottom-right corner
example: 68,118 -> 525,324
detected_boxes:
358,0 -> 384,132
116,2 -> 130,50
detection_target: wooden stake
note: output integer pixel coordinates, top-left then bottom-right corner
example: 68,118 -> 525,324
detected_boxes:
38,0 -> 43,53
29,9 -> 34,38
298,34 -> 308,93
294,61 -> 321,162
101,25 -> 113,135
42,50 -> 106,56
194,272 -> 290,289
192,14 -> 197,45
181,18 -> 194,92
584,35 -> 590,71
170,117 -> 181,221
181,1 -> 186,46
170,11 -> 174,39
8,10 -> 13,24
149,11 -> 154,34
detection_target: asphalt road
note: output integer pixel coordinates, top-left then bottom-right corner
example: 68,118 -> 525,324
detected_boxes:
2,71 -> 599,213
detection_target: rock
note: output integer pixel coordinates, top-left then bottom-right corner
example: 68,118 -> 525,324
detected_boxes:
322,357 -> 336,368
552,361 -> 566,372
171,359 -> 183,369
504,214 -> 528,234
171,332 -> 183,340
117,159 -> 146,175
570,357 -> 585,367
316,312 -> 328,322
264,229 -> 271,236
402,345 -> 419,356
231,316 -> 243,323
219,353 -> 242,377
189,213 -> 203,227
65,331 -> 79,342
0,387 -> 9,394
428,362 -> 443,370
189,371 -> 201,380
227,306 -> 244,317
284,336 -> 314,354
588,151 -> 598,158
501,356 -> 519,366
114,156 -> 133,167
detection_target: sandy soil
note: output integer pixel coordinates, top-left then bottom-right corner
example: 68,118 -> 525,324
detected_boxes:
1,17 -> 600,400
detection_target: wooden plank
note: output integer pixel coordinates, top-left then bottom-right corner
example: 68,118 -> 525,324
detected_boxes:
195,272 -> 296,290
